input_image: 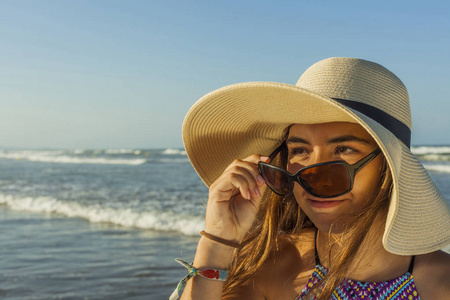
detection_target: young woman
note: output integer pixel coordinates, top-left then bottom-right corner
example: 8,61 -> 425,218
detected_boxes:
171,57 -> 450,299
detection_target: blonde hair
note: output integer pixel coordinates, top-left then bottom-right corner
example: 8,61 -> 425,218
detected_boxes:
223,141 -> 392,299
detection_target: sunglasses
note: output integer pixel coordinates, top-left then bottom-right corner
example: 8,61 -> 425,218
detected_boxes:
258,142 -> 381,198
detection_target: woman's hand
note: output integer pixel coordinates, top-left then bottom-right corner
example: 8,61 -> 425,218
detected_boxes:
179,154 -> 270,300
205,154 -> 270,243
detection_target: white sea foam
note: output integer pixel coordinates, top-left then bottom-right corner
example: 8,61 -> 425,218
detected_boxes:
0,194 -> 204,236
0,150 -> 147,165
162,148 -> 187,155
73,149 -> 86,154
420,154 -> 450,162
411,146 -> 450,155
157,158 -> 190,164
422,163 -> 450,174
104,149 -> 136,154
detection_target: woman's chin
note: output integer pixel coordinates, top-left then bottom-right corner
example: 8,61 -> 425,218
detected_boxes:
310,216 -> 349,234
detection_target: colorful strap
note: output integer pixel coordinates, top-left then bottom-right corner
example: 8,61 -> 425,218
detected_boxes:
169,258 -> 228,300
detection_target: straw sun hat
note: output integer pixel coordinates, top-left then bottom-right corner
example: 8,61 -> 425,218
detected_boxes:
182,57 -> 450,255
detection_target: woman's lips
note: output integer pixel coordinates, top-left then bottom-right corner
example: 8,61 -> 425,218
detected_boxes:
308,198 -> 346,208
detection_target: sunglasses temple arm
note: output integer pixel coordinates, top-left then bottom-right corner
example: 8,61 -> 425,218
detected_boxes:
268,141 -> 286,161
353,148 -> 382,174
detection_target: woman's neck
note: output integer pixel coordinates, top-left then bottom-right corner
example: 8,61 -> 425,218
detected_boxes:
316,220 -> 412,282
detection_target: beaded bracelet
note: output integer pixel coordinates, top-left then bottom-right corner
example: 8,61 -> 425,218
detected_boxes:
169,258 -> 228,300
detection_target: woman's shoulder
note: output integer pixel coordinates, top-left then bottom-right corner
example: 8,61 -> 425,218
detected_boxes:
272,228 -> 316,264
270,228 -> 317,266
253,229 -> 317,299
415,250 -> 450,277
413,250 -> 450,299
224,228 -> 317,300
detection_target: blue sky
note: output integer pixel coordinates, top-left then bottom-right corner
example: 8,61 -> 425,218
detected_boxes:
0,0 -> 449,149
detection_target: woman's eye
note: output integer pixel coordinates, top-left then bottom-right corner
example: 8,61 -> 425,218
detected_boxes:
336,146 -> 358,155
289,148 -> 308,156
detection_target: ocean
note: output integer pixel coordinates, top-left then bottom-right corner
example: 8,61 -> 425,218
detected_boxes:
0,146 -> 449,300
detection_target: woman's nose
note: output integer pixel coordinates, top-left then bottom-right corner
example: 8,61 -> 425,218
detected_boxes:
301,166 -> 334,192
309,150 -> 331,165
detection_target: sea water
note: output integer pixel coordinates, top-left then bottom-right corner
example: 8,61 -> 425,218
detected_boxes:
0,146 -> 449,299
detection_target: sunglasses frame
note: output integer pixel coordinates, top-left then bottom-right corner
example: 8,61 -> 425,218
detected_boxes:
258,142 -> 382,198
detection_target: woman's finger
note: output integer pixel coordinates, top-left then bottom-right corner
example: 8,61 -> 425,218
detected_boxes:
211,167 -> 259,201
223,155 -> 269,185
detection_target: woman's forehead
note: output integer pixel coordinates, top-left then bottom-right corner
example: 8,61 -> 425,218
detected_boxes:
287,122 -> 376,145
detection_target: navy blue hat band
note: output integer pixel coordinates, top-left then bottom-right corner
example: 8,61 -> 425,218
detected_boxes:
332,98 -> 411,148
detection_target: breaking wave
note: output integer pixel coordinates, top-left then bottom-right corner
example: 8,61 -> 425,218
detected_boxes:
0,194 -> 204,236
0,148 -> 187,165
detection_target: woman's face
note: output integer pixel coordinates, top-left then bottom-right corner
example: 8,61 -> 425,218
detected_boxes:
287,122 -> 384,233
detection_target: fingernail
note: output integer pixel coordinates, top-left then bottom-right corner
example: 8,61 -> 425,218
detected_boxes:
254,188 -> 261,197
257,175 -> 265,184
247,191 -> 251,199
260,156 -> 269,162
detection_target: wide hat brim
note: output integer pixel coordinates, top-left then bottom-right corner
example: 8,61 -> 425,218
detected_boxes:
183,81 -> 450,255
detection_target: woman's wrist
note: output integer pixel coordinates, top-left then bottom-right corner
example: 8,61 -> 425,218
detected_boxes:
193,236 -> 236,269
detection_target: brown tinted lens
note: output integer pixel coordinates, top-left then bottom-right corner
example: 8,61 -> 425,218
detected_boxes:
260,164 -> 290,196
298,163 -> 351,197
